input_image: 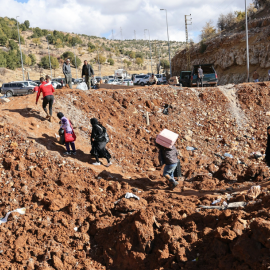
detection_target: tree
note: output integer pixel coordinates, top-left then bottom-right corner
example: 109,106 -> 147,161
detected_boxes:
94,54 -> 106,64
160,59 -> 170,70
0,35 -> 8,46
130,51 -> 136,59
107,58 -> 114,65
135,52 -> 144,60
61,51 -> 74,62
71,56 -> 81,67
51,57 -> 59,77
8,40 -> 18,50
126,60 -> 132,68
39,55 -> 51,69
24,20 -> 30,29
200,20 -> 216,40
55,38 -> 62,48
29,53 -> 36,65
0,51 -> 7,68
24,55 -> 32,66
217,14 -> 226,31
135,57 -> 143,67
32,38 -> 41,46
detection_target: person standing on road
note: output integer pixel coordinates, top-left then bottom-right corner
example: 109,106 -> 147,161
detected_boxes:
82,60 -> 94,90
253,70 -> 259,82
63,59 -> 72,89
148,74 -> 158,85
57,112 -> 76,156
90,118 -> 112,167
36,75 -> 55,122
157,143 -> 179,189
197,66 -> 203,87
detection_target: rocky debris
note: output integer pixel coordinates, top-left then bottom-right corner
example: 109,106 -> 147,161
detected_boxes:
1,83 -> 270,269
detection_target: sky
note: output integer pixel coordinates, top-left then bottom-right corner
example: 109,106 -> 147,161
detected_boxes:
1,0 -> 253,42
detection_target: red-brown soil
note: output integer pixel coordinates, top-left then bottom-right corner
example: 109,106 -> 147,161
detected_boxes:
1,83 -> 270,269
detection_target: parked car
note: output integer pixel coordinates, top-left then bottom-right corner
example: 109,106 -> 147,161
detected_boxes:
51,81 -> 62,89
11,81 -> 38,87
137,75 -> 150,86
155,74 -> 167,85
190,64 -> 218,87
133,74 -> 146,85
74,78 -> 83,84
1,82 -> 34,97
122,79 -> 134,86
95,76 -> 102,83
107,79 -> 121,85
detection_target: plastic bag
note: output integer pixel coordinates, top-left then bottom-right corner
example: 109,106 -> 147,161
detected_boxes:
76,82 -> 88,90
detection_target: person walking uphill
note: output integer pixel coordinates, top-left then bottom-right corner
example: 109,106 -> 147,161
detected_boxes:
57,112 -> 76,155
63,59 -> 72,89
157,144 -> 179,189
90,118 -> 112,167
36,75 -> 55,122
82,60 -> 94,90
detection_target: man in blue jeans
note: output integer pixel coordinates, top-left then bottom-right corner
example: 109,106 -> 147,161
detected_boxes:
157,144 -> 179,189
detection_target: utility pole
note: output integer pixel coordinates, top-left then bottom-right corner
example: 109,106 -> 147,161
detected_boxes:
185,14 -> 192,71
160,9 -> 172,76
120,27 -> 123,69
46,34 -> 52,78
158,43 -> 161,74
16,16 -> 25,81
144,29 -> 153,74
73,43 -> 78,79
144,30 -> 149,73
245,0 -> 250,82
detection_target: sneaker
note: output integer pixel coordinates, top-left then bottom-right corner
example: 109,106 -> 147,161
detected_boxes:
105,162 -> 112,167
71,151 -> 77,156
172,181 -> 179,189
63,152 -> 71,155
92,162 -> 101,166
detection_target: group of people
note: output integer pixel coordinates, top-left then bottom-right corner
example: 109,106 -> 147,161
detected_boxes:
62,59 -> 95,90
35,74 -> 111,167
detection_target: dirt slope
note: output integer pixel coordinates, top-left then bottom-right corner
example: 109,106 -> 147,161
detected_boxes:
1,83 -> 270,269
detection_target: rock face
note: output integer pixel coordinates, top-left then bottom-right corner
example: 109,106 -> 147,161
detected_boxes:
172,17 -> 270,85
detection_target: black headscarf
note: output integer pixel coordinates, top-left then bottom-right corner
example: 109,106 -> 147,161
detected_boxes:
57,112 -> 64,120
90,118 -> 99,126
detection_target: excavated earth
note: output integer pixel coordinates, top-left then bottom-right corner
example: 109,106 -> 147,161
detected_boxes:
1,83 -> 270,269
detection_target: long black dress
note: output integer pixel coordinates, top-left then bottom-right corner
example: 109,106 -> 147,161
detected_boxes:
90,124 -> 111,160
266,126 -> 270,166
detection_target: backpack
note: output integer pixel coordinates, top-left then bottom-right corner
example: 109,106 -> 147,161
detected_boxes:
96,125 -> 110,143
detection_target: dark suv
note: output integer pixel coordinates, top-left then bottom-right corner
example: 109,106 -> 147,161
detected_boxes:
0,82 -> 34,97
190,64 -> 218,87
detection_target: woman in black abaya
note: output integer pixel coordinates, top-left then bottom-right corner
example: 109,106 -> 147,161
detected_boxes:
90,118 -> 112,167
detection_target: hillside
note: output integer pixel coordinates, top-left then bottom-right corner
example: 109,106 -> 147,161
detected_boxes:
172,5 -> 270,85
1,82 -> 270,269
0,17 -> 184,83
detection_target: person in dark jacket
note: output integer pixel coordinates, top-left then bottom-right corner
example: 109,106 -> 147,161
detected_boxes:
265,126 -> 270,166
157,143 -> 179,188
82,60 -> 94,90
63,59 -> 72,89
90,118 -> 112,166
57,112 -> 76,155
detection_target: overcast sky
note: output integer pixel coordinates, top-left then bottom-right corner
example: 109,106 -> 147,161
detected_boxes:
1,0 -> 253,42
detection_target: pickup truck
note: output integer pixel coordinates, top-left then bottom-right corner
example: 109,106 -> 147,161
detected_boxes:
179,71 -> 191,87
190,64 -> 218,87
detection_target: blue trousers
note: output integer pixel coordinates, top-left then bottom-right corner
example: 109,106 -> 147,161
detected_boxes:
163,163 -> 177,183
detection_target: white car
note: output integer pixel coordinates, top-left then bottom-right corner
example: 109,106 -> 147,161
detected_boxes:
133,74 -> 147,85
107,79 -> 120,85
137,75 -> 150,86
51,81 -> 61,89
122,79 -> 134,86
155,74 -> 167,84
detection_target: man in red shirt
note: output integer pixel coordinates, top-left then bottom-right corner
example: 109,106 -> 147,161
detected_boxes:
36,75 -> 55,122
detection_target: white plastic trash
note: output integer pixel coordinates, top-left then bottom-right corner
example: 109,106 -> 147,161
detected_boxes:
0,208 -> 26,225
76,82 -> 88,91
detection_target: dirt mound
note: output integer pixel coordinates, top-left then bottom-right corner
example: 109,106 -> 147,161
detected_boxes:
0,83 -> 270,269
